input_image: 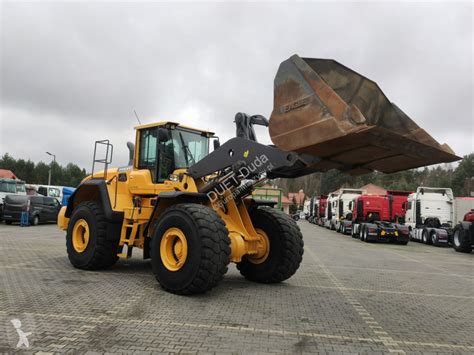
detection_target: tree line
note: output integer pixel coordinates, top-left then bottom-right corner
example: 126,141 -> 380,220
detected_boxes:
276,153 -> 474,198
0,153 -> 87,187
2,152 -> 473,196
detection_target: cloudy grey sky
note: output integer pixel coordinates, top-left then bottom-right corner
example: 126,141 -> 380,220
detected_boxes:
1,1 -> 473,171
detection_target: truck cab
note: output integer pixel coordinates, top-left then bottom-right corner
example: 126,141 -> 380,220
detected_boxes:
405,187 -> 454,245
325,192 -> 340,230
334,189 -> 363,233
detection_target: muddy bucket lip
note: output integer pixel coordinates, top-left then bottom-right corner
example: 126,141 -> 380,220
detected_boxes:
269,54 -> 461,175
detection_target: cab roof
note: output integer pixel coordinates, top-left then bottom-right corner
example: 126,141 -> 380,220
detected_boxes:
134,121 -> 215,136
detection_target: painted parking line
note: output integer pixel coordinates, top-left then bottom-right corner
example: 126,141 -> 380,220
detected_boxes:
304,246 -> 407,354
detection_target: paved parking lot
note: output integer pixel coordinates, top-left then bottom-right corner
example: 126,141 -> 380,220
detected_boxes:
0,221 -> 473,354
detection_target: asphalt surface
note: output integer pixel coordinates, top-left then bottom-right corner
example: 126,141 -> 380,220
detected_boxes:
0,221 -> 473,354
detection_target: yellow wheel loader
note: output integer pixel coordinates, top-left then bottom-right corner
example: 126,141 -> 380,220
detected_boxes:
58,54 -> 460,295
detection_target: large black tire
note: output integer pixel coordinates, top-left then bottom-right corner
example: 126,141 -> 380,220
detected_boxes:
422,229 -> 431,245
32,215 -> 39,226
360,225 -> 366,241
151,204 -> 230,295
66,201 -> 119,270
5,220 -> 12,225
453,225 -> 472,253
237,208 -> 304,283
351,225 -> 359,239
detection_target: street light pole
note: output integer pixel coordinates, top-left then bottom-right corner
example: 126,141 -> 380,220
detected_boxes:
46,152 -> 56,185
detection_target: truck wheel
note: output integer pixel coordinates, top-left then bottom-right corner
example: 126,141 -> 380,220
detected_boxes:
5,220 -> 12,225
453,226 -> 472,253
364,228 -> 371,243
351,226 -> 358,239
32,215 -> 39,226
422,229 -> 431,245
359,225 -> 365,241
151,204 -> 230,295
66,201 -> 119,270
430,232 -> 438,246
237,208 -> 304,283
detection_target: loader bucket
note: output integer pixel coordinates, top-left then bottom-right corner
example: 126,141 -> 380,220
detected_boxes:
269,54 -> 460,174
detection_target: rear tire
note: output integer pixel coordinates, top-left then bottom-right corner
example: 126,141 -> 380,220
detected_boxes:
32,215 -> 39,226
360,225 -> 366,241
5,220 -> 12,225
364,227 -> 370,243
151,204 -> 230,295
237,208 -> 304,283
351,225 -> 358,239
453,225 -> 472,253
66,201 -> 119,270
422,229 -> 431,245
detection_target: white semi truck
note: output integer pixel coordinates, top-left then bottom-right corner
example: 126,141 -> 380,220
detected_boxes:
334,189 -> 364,232
324,191 -> 340,230
405,187 -> 474,246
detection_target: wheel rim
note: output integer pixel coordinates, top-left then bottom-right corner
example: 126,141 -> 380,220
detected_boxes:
160,227 -> 188,271
454,230 -> 461,247
247,228 -> 270,264
72,218 -> 90,253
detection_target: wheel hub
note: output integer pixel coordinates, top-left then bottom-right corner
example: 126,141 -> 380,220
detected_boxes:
160,227 -> 188,271
247,228 -> 270,264
72,218 -> 90,253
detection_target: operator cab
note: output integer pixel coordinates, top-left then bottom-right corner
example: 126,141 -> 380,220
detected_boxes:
135,122 -> 214,183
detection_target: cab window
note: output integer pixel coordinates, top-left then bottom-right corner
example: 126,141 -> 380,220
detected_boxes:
138,128 -> 158,181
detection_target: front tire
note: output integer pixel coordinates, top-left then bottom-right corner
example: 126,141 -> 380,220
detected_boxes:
237,208 -> 304,283
151,204 -> 230,295
32,215 -> 39,226
66,201 -> 119,270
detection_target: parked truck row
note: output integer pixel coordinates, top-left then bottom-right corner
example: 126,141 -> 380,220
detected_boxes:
307,186 -> 474,253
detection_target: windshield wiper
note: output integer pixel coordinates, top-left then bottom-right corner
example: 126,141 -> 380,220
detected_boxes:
179,132 -> 196,166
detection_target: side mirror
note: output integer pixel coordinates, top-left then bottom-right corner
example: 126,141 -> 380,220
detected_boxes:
213,138 -> 221,150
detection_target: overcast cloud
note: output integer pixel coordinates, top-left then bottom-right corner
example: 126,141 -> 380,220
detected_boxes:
0,1 -> 472,171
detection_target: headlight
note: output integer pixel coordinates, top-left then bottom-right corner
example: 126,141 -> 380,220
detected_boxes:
381,230 -> 386,236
